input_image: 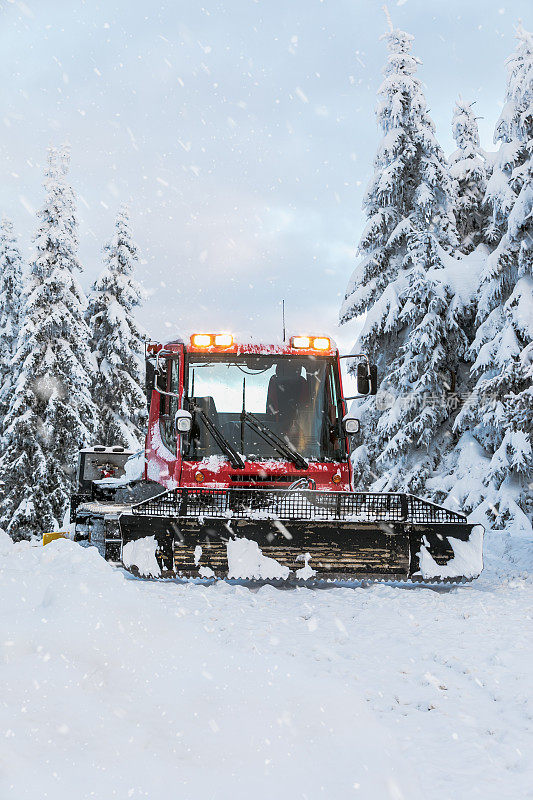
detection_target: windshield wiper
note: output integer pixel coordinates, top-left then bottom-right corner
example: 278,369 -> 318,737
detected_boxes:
191,403 -> 245,470
241,411 -> 308,470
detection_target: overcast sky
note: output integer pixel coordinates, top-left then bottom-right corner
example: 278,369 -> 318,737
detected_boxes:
0,0 -> 530,352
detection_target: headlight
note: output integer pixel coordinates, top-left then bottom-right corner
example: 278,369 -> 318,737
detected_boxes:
343,416 -> 360,435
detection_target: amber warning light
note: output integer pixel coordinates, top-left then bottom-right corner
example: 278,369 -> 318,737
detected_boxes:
290,335 -> 331,351
191,333 -> 234,348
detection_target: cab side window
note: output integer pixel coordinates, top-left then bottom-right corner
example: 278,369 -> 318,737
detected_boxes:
159,358 -> 179,454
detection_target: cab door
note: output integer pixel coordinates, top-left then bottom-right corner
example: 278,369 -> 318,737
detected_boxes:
145,347 -> 183,489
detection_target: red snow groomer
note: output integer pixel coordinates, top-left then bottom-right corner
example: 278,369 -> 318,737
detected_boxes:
71,333 -> 483,583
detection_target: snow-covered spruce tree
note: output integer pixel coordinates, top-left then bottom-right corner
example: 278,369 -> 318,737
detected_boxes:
340,27 -> 457,337
449,99 -> 488,254
480,23 -> 532,310
87,204 -> 146,449
372,239 -> 469,492
0,217 -> 24,424
340,27 -> 465,492
0,146 -> 97,539
455,24 -> 533,532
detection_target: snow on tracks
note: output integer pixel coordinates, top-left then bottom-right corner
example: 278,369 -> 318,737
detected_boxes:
0,529 -> 531,799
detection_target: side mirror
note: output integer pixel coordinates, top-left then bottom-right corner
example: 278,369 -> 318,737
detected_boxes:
342,415 -> 360,435
356,363 -> 378,396
175,409 -> 192,434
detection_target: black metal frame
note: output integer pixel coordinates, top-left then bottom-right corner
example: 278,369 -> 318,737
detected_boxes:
129,486 -> 466,525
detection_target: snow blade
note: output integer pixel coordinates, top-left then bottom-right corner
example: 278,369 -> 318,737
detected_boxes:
118,488 -> 483,584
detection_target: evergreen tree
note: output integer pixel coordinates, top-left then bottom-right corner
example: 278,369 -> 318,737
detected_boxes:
340,26 -> 463,492
0,217 -> 24,423
456,24 -> 533,531
373,238 -> 468,492
0,146 -> 97,539
87,205 -> 147,449
449,99 -> 488,254
340,27 -> 456,336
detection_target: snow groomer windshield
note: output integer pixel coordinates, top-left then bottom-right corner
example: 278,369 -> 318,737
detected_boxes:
184,354 -> 344,462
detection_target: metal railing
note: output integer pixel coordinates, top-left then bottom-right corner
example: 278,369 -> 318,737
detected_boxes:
130,487 -> 466,524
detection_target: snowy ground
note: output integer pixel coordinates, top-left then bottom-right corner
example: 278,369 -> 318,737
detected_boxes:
0,529 -> 531,800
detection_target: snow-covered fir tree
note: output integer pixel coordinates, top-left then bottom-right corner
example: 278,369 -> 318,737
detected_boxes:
0,217 -> 24,423
340,26 -> 465,492
87,204 -> 147,449
480,22 -> 532,310
0,146 -> 97,539
449,99 -> 488,254
340,27 -> 457,334
455,24 -> 533,532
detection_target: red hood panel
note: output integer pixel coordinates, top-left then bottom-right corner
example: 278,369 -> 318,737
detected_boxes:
179,459 -> 351,491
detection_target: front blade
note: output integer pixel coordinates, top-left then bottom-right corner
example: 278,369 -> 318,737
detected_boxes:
119,514 -> 411,581
117,487 -> 483,583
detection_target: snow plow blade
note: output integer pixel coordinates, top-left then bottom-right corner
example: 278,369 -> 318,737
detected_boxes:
118,488 -> 483,584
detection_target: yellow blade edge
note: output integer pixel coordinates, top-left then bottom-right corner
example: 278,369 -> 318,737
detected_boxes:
42,531 -> 69,546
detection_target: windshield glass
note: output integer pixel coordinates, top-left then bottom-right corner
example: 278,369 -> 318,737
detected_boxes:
184,354 -> 343,462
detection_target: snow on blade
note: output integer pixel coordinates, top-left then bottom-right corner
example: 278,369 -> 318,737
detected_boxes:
296,552 -> 316,580
122,535 -> 161,578
198,566 -> 215,578
417,526 -> 484,580
226,537 -> 290,580
193,545 -> 215,577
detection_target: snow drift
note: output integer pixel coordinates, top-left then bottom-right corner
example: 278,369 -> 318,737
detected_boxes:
0,528 -> 531,800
